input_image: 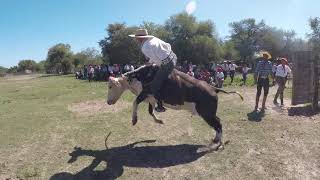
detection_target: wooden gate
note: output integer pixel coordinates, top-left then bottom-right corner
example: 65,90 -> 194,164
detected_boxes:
292,51 -> 320,110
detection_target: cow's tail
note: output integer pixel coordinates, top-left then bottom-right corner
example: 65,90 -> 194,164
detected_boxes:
215,88 -> 244,101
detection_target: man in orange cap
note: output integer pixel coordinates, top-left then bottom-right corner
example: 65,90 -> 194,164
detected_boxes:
273,58 -> 291,106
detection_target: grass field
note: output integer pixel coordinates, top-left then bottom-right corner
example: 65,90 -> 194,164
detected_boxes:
0,74 -> 319,180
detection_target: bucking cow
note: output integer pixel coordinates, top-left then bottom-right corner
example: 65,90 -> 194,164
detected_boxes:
107,65 -> 243,152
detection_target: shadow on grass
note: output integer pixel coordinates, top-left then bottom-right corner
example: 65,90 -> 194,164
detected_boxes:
288,105 -> 319,117
247,111 -> 265,122
50,140 -> 207,180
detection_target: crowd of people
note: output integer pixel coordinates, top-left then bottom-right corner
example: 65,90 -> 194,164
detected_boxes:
176,60 -> 253,88
75,64 -> 136,82
74,58 -> 291,91
75,60 -> 254,87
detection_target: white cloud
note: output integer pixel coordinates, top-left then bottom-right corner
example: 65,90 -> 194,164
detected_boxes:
185,1 -> 197,15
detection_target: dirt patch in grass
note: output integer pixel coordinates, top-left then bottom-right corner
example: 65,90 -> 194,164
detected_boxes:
68,100 -> 130,116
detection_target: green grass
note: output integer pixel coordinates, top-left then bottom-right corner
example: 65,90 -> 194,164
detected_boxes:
223,73 -> 255,87
0,74 -> 319,180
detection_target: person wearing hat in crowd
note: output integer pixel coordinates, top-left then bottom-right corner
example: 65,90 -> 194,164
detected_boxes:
222,61 -> 229,80
216,67 -> 225,88
129,29 -> 177,112
273,57 -> 291,106
241,63 -> 251,85
228,60 -> 238,83
254,51 -> 274,111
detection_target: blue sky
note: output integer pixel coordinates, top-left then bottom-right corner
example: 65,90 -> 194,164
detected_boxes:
0,0 -> 319,68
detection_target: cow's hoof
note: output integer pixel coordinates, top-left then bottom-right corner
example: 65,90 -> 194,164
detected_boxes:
132,116 -> 138,126
197,147 -> 211,153
209,142 -> 222,151
155,120 -> 164,124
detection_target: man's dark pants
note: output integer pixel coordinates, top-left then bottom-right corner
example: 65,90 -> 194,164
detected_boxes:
257,78 -> 269,97
230,70 -> 235,83
151,61 -> 174,101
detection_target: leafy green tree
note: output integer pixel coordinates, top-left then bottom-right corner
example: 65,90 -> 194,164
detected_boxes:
36,61 -> 46,72
229,18 -> 266,62
99,13 -> 221,65
99,23 -> 141,64
7,66 -> 18,73
17,60 -> 38,72
197,20 -> 216,37
257,27 -> 287,58
165,13 -> 197,61
45,43 -> 73,74
165,12 -> 221,64
140,21 -> 170,42
221,40 -> 240,60
73,48 -> 103,68
189,35 -> 221,64
0,66 -> 7,77
309,17 -> 320,51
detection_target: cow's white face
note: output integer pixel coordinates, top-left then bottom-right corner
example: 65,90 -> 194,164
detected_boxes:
107,77 -> 126,105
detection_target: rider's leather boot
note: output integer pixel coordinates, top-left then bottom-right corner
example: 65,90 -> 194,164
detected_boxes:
155,100 -> 166,112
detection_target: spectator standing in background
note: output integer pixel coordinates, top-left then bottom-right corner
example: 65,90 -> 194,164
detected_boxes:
254,51 -> 274,111
102,64 -> 109,81
216,67 -> 225,88
114,64 -> 120,75
83,65 -> 88,80
88,65 -> 95,82
108,64 -> 113,75
222,61 -> 229,80
242,63 -> 251,85
124,64 -> 131,73
228,61 -> 238,83
130,64 -> 135,71
273,58 -> 291,106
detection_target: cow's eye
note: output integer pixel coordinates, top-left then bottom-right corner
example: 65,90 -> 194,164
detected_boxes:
109,86 -> 112,89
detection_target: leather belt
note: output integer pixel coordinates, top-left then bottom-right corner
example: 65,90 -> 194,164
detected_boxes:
161,51 -> 175,65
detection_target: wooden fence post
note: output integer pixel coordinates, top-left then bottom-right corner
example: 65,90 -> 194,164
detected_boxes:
312,55 -> 319,111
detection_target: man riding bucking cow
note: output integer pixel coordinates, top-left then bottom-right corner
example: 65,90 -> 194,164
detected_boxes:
129,29 -> 177,112
106,29 -> 244,152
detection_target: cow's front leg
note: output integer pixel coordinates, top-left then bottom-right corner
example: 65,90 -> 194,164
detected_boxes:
147,99 -> 164,125
132,92 -> 148,126
132,100 -> 138,126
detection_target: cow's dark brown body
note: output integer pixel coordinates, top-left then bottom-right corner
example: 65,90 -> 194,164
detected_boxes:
126,66 -> 224,151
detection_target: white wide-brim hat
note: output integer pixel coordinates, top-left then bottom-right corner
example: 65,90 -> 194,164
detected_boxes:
129,29 -> 154,38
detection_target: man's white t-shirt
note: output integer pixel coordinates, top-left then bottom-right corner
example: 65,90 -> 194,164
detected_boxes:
229,64 -> 238,71
141,37 -> 172,66
216,72 -> 224,80
275,65 -> 291,77
222,64 -> 229,71
242,67 -> 251,74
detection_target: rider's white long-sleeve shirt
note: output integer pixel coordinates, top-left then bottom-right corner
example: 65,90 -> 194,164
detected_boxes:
141,37 -> 172,66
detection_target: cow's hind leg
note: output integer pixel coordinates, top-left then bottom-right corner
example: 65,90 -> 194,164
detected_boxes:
148,103 -> 164,124
210,116 -> 223,148
197,116 -> 223,153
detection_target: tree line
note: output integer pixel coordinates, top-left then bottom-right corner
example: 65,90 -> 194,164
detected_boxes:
3,12 -> 320,75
